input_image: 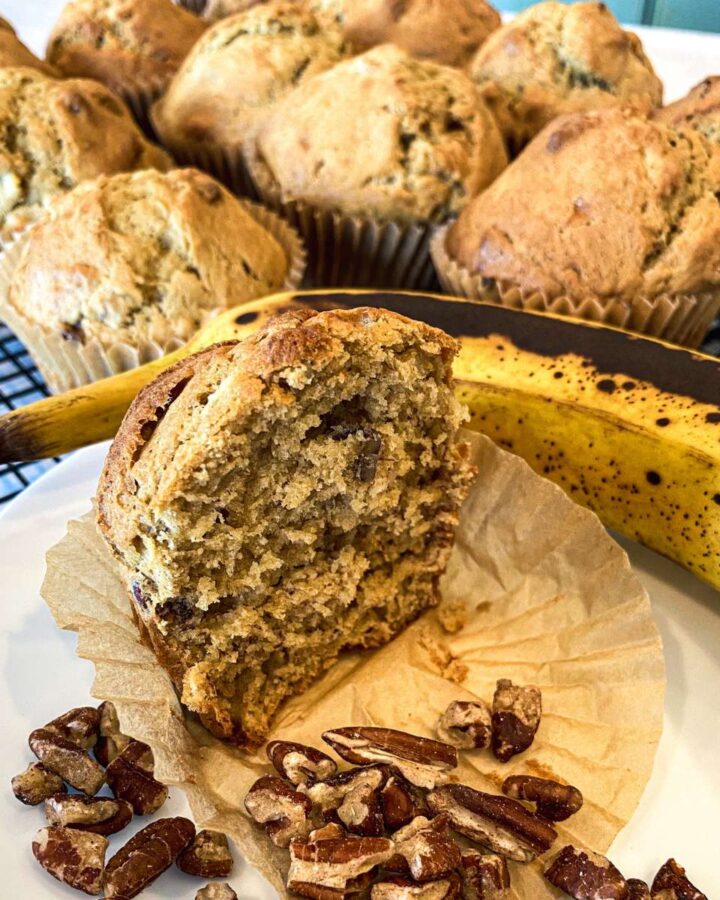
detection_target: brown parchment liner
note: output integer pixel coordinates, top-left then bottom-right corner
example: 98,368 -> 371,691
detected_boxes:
0,202 -> 306,393
41,432 -> 665,898
431,224 -> 720,348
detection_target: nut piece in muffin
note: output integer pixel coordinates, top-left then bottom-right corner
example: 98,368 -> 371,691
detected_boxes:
0,67 -> 170,240
8,168 -> 289,353
310,0 -> 501,67
151,1 -> 347,155
97,307 -> 473,746
0,17 -> 59,75
251,44 -> 507,223
445,108 -> 720,327
47,0 -> 206,101
469,1 -> 663,153
654,77 -> 720,144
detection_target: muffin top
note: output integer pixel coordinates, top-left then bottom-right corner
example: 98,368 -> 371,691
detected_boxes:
203,0 -> 264,21
252,44 -> 507,223
9,168 -> 289,349
0,17 -> 59,75
309,0 -> 501,67
0,67 -> 170,239
46,0 -> 206,95
469,1 -> 663,152
655,77 -> 720,144
447,108 -> 720,303
152,0 -> 347,149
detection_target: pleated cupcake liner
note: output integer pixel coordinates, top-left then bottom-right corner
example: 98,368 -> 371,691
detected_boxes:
174,0 -> 207,13
0,201 -> 306,394
431,224 -> 720,348
116,77 -> 168,140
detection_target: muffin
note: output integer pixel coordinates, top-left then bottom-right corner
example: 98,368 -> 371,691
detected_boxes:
0,17 -> 59,75
46,0 -> 207,128
469,1 -> 663,154
2,168 -> 304,392
97,306 -> 473,746
202,0 -> 265,20
151,1 -> 347,195
654,77 -> 720,144
434,107 -> 720,346
310,0 -> 501,67
249,43 -> 507,287
0,67 -> 170,243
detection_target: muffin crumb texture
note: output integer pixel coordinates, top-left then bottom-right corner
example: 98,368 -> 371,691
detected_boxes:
655,76 -> 720,144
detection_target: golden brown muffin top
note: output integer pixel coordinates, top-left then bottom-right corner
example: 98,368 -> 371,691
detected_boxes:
655,77 -> 720,145
46,0 -> 206,95
469,1 -> 662,152
0,17 -> 59,75
0,67 -> 170,240
151,0 -> 347,150
9,168 -> 288,348
252,43 -> 507,223
447,107 -> 720,303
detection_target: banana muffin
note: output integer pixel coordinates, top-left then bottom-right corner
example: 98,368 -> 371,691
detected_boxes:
0,17 -> 58,75
654,77 -> 720,144
202,0 -> 266,20
97,307 -> 473,746
469,1 -> 663,153
439,108 -> 720,345
0,67 -> 170,241
310,0 -> 501,67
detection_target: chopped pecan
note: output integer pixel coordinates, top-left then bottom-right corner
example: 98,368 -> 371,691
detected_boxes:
545,845 -> 628,899
29,728 -> 105,796
11,762 -> 66,806
306,766 -> 386,836
245,774 -> 313,848
104,816 -> 196,899
44,706 -> 100,751
371,874 -> 462,900
427,783 -> 556,862
651,858 -> 707,899
44,794 -> 133,836
627,880 -> 651,899
392,815 -> 462,883
267,740 -> 337,785
310,823 -> 346,841
288,835 -> 394,896
502,775 -> 583,822
382,773 -> 427,832
105,740 -> 168,815
437,700 -> 492,750
491,680 -> 542,763
196,884 -> 238,900
94,701 -> 131,767
322,727 -> 457,790
461,850 -> 511,899
32,825 -> 107,895
177,829 -> 233,878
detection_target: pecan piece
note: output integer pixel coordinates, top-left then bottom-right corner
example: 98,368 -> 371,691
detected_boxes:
310,823 -> 346,841
267,740 -> 337,785
651,858 -> 707,899
32,825 -> 107,895
94,701 -> 131,767
306,766 -> 386,836
44,706 -> 100,750
44,794 -> 133,836
461,850 -> 511,899
502,775 -> 583,822
177,829 -> 233,878
392,815 -> 462,883
196,884 -> 238,900
245,774 -> 313,848
105,740 -> 168,815
437,701 -> 492,750
627,880 -> 651,899
491,680 -> 542,763
382,773 -> 427,832
545,845 -> 628,899
11,762 -> 66,806
322,727 -> 457,790
427,783 -> 556,862
288,835 -> 395,896
104,816 -> 196,899
29,728 -> 105,796
372,874 -> 462,900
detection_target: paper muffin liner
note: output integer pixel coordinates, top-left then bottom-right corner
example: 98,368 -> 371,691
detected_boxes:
115,76 -> 168,140
41,431 -> 665,898
175,0 -> 207,13
0,201 -> 306,394
431,224 -> 720,348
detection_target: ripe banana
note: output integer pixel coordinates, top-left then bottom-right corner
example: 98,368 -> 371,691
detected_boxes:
1,289 -> 719,590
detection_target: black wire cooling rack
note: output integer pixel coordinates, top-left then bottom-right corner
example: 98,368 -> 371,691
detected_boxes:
2,317 -> 720,505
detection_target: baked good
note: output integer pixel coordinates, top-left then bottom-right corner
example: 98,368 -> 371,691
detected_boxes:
442,108 -> 720,335
7,168 -> 289,353
0,67 -> 170,240
310,0 -> 501,67
251,43 -> 507,223
96,307 -> 473,746
469,1 -> 663,153
654,76 -> 720,144
0,17 -> 59,75
203,0 -> 265,21
46,0 -> 206,99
